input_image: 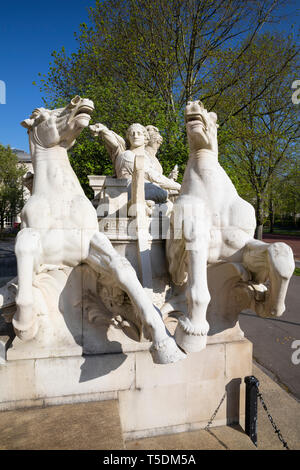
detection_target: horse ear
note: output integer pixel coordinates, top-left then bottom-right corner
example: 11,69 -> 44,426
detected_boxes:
209,112 -> 218,123
21,118 -> 34,129
209,112 -> 219,128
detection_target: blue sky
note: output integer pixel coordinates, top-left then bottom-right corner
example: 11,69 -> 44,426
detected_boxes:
0,1 -> 298,153
0,1 -> 93,152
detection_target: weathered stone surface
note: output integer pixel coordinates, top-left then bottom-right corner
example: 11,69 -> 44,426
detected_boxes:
0,359 -> 36,402
34,354 -> 135,398
0,336 -> 10,364
135,344 -> 225,390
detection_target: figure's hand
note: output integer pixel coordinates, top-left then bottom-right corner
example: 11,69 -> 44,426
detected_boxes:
172,181 -> 181,191
145,200 -> 155,216
89,123 -> 107,137
168,164 -> 179,181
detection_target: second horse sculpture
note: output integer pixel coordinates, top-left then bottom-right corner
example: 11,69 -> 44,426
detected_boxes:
166,100 -> 295,352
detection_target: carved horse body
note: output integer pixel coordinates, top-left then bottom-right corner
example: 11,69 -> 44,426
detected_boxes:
10,96 -> 184,364
166,100 -> 295,352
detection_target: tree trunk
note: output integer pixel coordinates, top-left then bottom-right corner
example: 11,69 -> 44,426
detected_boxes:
255,224 -> 263,240
255,195 -> 264,240
269,198 -> 274,233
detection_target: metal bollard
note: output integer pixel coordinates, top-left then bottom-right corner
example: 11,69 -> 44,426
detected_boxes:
244,376 -> 259,447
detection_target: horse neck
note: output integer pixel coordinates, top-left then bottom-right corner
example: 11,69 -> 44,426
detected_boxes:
29,138 -> 83,195
181,149 -> 219,190
190,148 -> 219,167
30,138 -> 68,163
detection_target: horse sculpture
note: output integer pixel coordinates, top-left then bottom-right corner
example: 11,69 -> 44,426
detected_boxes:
4,96 -> 185,364
166,100 -> 295,352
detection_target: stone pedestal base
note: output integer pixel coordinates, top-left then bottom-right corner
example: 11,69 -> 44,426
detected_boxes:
0,338 -> 252,440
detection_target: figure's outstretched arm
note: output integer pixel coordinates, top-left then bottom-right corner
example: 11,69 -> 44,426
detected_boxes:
90,123 -> 126,164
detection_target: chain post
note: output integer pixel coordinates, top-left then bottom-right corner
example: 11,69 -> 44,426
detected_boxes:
244,375 -> 259,447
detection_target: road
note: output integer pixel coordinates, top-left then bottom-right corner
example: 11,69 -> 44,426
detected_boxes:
0,238 -> 16,283
240,274 -> 300,400
263,233 -> 300,259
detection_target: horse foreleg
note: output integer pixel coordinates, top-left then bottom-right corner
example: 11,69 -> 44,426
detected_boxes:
243,239 -> 295,317
13,228 -> 42,340
175,239 -> 210,352
85,232 -> 186,364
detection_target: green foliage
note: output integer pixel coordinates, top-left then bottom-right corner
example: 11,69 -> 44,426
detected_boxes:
270,160 -> 300,225
0,145 -> 26,229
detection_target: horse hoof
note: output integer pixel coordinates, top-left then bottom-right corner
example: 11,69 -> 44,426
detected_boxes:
150,337 -> 186,364
174,316 -> 209,352
12,318 -> 39,341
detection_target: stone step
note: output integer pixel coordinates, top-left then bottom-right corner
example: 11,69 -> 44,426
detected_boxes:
0,399 -> 124,450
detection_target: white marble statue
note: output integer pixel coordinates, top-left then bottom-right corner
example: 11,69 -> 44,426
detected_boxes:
1,96 -> 185,364
89,122 -> 180,202
166,100 -> 295,352
145,125 -> 179,183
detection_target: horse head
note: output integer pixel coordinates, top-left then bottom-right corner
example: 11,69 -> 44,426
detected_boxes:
185,100 -> 218,154
21,95 -> 94,151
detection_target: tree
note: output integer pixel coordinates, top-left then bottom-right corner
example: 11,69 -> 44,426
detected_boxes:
0,145 -> 26,230
268,161 -> 300,230
40,0 -> 286,115
208,33 -> 299,239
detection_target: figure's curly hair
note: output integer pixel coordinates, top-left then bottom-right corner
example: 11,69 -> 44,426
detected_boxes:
146,125 -> 163,145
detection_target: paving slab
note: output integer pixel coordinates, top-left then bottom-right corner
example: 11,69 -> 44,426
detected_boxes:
253,363 -> 300,450
0,400 -> 124,450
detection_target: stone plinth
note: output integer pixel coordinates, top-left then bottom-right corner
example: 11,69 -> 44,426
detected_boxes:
0,335 -> 252,440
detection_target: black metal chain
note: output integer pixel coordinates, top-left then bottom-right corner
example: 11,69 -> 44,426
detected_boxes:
204,391 -> 227,431
204,382 -> 290,450
254,383 -> 290,450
